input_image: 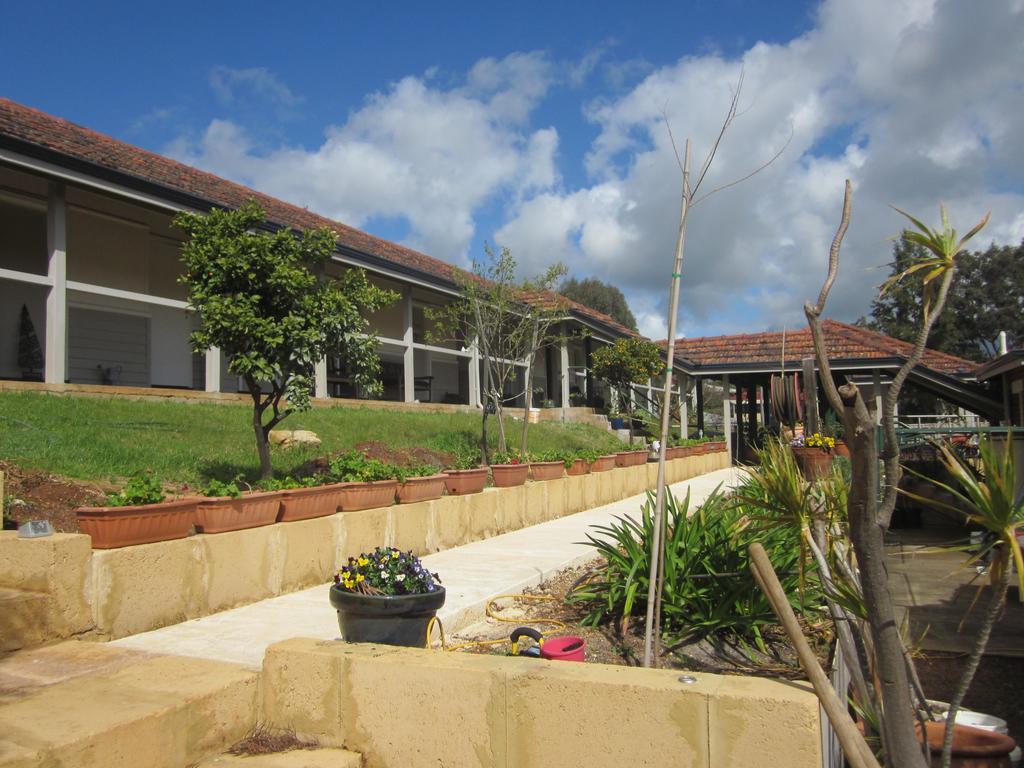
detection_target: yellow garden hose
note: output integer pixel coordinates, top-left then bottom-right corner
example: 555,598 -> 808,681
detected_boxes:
426,594 -> 569,653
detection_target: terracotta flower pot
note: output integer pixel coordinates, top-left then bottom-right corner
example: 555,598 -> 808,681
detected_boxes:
337,480 -> 399,511
591,455 -> 616,472
529,461 -> 564,481
566,459 -> 591,476
491,463 -> 529,487
708,440 -> 727,452
628,450 -> 648,466
396,474 -> 447,504
443,468 -> 488,495
196,490 -> 282,534
833,440 -> 851,458
918,720 -> 1016,767
278,483 -> 344,523
614,451 -> 634,468
76,497 -> 198,549
792,447 -> 833,480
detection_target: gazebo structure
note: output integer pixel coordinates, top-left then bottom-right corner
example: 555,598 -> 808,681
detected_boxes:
666,319 -> 1002,462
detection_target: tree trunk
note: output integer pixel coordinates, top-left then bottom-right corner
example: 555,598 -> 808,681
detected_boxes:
244,376 -> 274,480
519,320 -> 540,457
843,397 -> 927,768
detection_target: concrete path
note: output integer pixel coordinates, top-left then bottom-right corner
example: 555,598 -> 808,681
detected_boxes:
113,467 -> 744,668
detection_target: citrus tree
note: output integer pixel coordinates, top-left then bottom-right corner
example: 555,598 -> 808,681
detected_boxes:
175,201 -> 396,478
590,337 -> 665,442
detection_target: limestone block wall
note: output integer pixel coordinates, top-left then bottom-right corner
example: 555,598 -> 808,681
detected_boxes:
1,451 -> 728,645
0,532 -> 93,650
261,638 -> 822,768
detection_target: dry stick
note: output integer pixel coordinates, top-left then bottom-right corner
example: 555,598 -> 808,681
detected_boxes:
805,183 -> 929,767
749,543 -> 882,768
643,137 -> 691,668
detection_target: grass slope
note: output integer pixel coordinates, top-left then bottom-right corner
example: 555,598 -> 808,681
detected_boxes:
0,392 -> 624,484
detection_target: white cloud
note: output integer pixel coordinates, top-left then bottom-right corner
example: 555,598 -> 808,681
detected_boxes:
172,3 -> 1024,338
209,66 -> 302,108
173,54 -> 558,264
496,0 -> 1024,337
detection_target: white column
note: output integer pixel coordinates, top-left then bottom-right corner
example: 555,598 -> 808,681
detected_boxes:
314,357 -> 328,399
44,182 -> 67,384
205,346 -> 221,393
679,377 -> 688,439
469,336 -> 481,407
559,330 -> 570,409
872,370 -> 883,426
722,374 -> 732,459
403,290 -> 415,403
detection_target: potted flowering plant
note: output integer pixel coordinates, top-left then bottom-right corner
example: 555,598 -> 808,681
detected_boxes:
326,451 -> 400,511
75,472 -> 197,548
490,451 -> 529,487
396,464 -> 447,504
443,451 -> 488,495
329,547 -> 445,647
527,450 -> 566,481
790,432 -> 835,480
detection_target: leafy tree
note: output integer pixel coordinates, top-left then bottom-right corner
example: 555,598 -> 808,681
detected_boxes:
867,235 -> 1024,361
559,277 -> 638,332
428,245 -> 566,462
590,337 -> 665,442
175,201 -> 396,479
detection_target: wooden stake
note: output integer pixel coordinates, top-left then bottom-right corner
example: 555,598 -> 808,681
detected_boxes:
749,543 -> 881,768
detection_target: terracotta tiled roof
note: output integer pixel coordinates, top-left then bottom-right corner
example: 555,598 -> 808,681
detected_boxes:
0,98 -> 632,338
662,319 -> 976,376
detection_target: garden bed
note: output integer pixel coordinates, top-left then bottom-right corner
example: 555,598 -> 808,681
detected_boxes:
452,562 -> 831,679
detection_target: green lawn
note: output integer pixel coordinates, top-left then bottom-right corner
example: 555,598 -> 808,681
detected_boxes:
0,392 -> 624,484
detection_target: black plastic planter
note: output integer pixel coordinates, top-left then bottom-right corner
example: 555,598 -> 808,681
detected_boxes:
329,585 -> 446,647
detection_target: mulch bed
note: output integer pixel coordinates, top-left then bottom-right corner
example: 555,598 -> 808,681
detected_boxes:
454,562 -> 829,679
0,460 -> 106,533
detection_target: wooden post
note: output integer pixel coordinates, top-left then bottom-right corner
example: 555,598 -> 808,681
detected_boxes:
750,544 -> 881,768
802,357 -> 819,435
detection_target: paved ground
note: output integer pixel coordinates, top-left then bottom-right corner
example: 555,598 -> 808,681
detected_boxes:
886,516 -> 1024,656
112,467 -> 744,668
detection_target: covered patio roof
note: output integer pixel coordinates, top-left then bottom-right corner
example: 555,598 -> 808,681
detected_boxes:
661,319 -> 1002,419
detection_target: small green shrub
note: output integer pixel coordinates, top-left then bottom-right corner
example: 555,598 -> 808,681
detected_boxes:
570,488 -> 821,651
106,473 -> 166,507
202,478 -> 243,498
327,451 -> 400,482
489,451 -> 523,466
395,464 -> 443,482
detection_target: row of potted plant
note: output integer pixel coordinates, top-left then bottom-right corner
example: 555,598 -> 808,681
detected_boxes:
663,436 -> 726,459
76,453 -> 447,548
77,439 -> 731,549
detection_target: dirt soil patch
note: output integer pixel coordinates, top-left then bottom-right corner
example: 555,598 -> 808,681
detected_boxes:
452,562 -> 829,679
1,461 -> 106,533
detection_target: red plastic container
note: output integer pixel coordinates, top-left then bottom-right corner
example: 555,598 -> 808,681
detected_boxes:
540,635 -> 586,662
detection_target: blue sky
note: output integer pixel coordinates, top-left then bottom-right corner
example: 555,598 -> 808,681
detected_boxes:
3,1 -> 1022,340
